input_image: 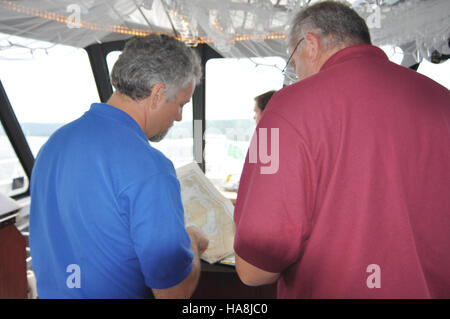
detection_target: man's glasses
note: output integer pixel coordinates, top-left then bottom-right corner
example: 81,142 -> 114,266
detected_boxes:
281,37 -> 304,75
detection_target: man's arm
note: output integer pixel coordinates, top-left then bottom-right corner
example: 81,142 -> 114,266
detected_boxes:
152,226 -> 208,299
235,254 -> 280,287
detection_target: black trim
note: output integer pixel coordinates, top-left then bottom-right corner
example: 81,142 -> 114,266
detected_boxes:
85,41 -> 126,103
192,44 -> 223,172
409,63 -> 420,71
98,40 -> 126,53
0,80 -> 33,199
85,44 -> 114,103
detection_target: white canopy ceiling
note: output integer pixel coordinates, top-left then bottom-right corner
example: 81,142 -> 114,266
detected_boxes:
0,0 -> 449,67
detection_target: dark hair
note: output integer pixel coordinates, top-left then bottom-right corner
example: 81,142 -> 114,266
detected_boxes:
255,90 -> 276,112
289,1 -> 371,49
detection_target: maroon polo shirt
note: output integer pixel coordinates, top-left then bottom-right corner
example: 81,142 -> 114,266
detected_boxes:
234,45 -> 450,298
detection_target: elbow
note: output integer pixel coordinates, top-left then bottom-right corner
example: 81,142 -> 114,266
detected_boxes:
235,255 -> 280,287
236,266 -> 279,287
235,267 -> 262,287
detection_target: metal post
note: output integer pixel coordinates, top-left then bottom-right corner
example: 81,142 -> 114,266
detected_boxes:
192,44 -> 222,172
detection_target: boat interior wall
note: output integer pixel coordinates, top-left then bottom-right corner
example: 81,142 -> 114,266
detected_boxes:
0,193 -> 27,298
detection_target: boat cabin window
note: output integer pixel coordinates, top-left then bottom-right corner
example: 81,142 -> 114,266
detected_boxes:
204,56 -> 285,189
417,58 -> 450,89
106,51 -> 122,79
380,45 -> 405,65
0,124 -> 28,197
0,34 -> 99,158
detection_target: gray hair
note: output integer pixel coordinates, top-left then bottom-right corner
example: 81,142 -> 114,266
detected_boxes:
111,34 -> 202,101
288,1 -> 371,50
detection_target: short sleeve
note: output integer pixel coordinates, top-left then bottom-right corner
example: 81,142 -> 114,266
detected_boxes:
234,111 -> 314,273
121,173 -> 193,289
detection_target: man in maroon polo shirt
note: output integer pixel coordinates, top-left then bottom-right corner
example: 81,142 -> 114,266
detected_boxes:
233,1 -> 450,298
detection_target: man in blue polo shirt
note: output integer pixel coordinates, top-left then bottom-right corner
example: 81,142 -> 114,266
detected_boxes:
29,34 -> 208,298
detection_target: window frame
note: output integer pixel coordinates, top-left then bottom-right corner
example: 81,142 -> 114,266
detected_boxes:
0,80 -> 34,200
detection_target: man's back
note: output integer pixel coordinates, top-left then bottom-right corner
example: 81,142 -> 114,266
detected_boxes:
234,45 -> 450,298
30,103 -> 193,298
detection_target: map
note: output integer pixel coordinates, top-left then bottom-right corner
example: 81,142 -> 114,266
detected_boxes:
176,162 -> 235,264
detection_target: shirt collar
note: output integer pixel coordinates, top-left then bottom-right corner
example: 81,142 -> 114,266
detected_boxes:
320,44 -> 388,72
88,103 -> 148,141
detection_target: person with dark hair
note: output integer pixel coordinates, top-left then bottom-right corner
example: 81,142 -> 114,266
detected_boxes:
253,90 -> 276,124
29,34 -> 208,299
234,1 -> 450,298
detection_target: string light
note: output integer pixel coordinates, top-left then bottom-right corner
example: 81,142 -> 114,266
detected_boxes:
0,0 -> 286,45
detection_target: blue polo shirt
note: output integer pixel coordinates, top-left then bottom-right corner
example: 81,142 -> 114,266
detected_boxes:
29,103 -> 193,298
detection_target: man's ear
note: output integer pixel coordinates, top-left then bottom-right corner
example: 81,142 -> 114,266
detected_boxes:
304,32 -> 322,63
148,82 -> 166,110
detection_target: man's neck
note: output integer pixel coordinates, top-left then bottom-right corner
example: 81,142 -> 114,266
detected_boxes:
317,45 -> 346,71
106,92 -> 147,132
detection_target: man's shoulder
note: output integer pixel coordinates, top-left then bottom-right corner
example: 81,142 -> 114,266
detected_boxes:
140,144 -> 176,174
35,112 -> 175,176
116,139 -> 177,182
34,116 -> 86,158
264,78 -> 329,124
